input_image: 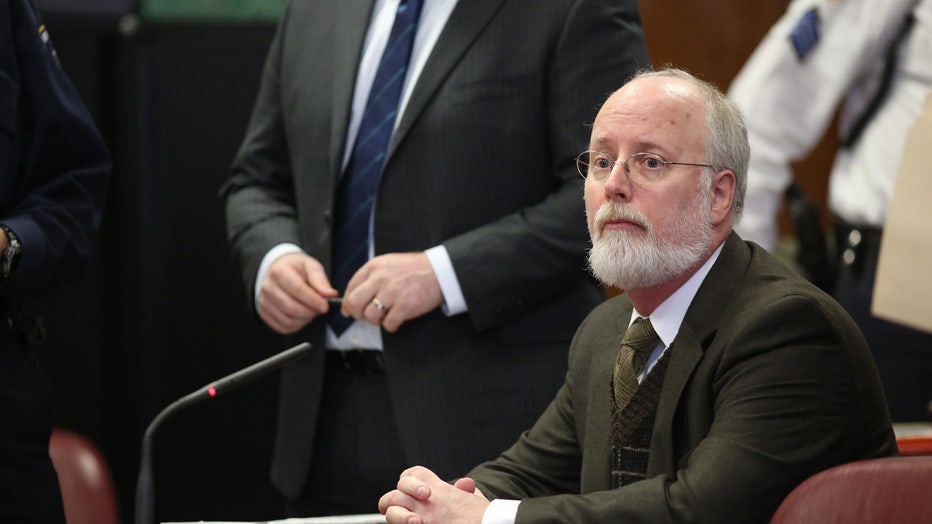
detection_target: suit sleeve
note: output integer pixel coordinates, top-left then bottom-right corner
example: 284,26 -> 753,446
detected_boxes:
445,0 -> 649,332
0,0 -> 110,301
221,1 -> 300,306
466,311 -> 595,499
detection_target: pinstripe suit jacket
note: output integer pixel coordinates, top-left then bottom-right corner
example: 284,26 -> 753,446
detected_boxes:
223,0 -> 650,498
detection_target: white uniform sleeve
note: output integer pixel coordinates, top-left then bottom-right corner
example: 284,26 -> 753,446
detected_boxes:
728,0 -> 909,249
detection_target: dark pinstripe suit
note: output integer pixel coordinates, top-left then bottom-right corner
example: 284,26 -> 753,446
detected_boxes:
223,0 -> 650,503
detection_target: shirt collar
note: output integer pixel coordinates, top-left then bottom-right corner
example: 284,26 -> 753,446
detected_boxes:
629,241 -> 725,347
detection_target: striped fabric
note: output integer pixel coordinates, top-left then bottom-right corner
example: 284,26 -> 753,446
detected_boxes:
329,0 -> 424,335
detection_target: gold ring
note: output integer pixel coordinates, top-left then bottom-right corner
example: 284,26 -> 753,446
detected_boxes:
371,297 -> 386,312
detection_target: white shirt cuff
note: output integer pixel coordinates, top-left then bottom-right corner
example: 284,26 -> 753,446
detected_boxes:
425,245 -> 467,315
482,499 -> 520,524
255,243 -> 305,308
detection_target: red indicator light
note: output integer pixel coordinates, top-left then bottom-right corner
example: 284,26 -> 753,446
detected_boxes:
208,386 -> 217,397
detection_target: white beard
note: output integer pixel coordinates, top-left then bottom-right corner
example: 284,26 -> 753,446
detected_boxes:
587,193 -> 713,290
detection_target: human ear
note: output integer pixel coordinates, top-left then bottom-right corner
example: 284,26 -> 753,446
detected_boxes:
709,170 -> 736,225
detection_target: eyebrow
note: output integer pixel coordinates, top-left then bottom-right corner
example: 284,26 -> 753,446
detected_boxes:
589,139 -> 673,158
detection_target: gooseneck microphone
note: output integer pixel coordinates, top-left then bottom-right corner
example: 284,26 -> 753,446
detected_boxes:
134,342 -> 313,524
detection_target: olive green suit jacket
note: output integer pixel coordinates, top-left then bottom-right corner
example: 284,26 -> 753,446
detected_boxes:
469,233 -> 898,523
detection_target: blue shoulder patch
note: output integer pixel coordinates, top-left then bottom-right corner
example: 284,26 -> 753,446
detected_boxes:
789,7 -> 820,62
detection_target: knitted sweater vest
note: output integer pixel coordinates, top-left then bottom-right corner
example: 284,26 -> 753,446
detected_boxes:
610,350 -> 671,488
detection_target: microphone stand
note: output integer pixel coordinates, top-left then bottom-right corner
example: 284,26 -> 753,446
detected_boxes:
134,342 -> 313,524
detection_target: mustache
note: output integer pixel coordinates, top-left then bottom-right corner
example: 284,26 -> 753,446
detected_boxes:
593,202 -> 650,233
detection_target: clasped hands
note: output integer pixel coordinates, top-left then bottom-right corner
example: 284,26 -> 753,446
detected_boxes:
379,466 -> 489,524
257,251 -> 443,334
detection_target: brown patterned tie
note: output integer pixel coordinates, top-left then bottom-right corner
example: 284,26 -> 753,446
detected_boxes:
612,317 -> 660,410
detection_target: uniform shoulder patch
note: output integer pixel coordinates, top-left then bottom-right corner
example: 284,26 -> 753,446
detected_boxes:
789,7 -> 820,62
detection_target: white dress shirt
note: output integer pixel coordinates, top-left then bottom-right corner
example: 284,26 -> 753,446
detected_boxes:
729,0 -> 932,250
255,0 -> 463,350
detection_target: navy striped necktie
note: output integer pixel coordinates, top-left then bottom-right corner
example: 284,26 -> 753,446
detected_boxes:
329,0 -> 424,335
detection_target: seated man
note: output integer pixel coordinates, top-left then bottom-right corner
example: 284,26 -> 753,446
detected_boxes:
378,67 -> 898,524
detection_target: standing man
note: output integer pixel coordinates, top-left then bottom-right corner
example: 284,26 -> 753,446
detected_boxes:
222,0 -> 649,515
729,0 -> 932,421
0,1 -> 111,522
378,68 -> 897,524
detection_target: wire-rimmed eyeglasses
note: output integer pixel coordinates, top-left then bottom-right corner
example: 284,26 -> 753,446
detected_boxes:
576,150 -> 717,183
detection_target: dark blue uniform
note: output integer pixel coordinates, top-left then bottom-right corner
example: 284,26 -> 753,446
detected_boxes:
0,0 -> 110,521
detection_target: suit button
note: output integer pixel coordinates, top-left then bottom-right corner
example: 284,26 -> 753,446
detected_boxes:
323,210 -> 333,224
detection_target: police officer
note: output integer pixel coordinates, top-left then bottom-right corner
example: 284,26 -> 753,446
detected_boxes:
0,0 -> 110,521
729,0 -> 932,422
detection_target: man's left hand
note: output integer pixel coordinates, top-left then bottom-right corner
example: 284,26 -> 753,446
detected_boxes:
342,253 -> 444,333
379,466 -> 489,524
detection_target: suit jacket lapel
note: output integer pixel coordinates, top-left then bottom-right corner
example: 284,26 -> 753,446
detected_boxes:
388,0 -> 507,158
648,330 -> 702,476
584,300 -> 632,491
648,232 -> 749,475
330,0 -> 375,180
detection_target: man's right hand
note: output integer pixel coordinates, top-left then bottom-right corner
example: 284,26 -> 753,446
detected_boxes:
379,466 -> 489,524
258,253 -> 338,334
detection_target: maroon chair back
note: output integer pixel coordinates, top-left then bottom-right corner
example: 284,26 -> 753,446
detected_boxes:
770,456 -> 932,524
49,428 -> 120,524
